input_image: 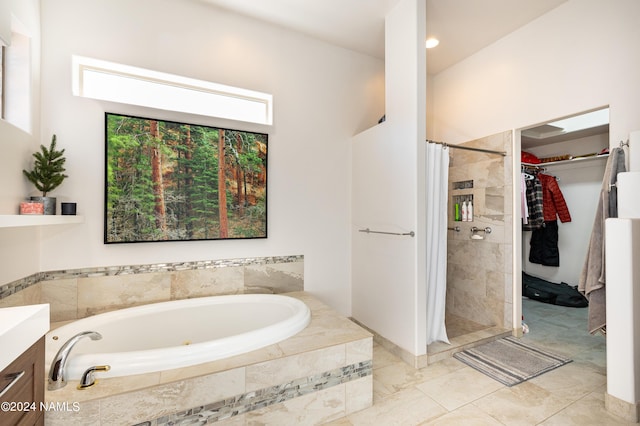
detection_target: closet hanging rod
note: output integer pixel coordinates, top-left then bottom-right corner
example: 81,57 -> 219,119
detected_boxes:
426,139 -> 507,157
522,163 -> 546,171
358,228 -> 415,237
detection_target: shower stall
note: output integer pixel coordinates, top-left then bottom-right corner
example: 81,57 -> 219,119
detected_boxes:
426,131 -> 514,362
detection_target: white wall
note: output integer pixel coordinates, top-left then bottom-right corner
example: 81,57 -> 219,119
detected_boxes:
33,0 -> 385,315
431,0 -> 640,147
351,0 -> 426,355
0,0 -> 41,284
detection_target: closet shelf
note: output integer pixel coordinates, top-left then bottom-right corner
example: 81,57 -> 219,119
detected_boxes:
0,215 -> 84,228
522,153 -> 609,168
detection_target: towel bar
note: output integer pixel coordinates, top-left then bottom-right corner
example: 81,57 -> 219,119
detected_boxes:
358,228 -> 415,237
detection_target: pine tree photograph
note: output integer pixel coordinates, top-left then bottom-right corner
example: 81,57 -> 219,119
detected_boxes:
105,113 -> 267,243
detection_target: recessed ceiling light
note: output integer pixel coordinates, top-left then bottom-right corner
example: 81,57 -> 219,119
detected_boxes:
425,38 -> 439,49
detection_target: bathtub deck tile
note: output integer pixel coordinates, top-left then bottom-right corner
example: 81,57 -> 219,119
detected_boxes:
346,375 -> 374,414
245,344 -> 346,392
45,371 -> 163,404
208,413 -> 245,425
99,368 -> 245,425
180,369 -> 247,409
347,338 -> 374,365
158,343 -> 285,384
44,399 -> 100,426
277,304 -> 372,355
285,290 -> 334,312
246,383 -> 347,426
137,360 -> 373,425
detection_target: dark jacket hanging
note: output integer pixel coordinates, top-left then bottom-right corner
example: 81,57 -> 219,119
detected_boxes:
529,220 -> 560,266
529,173 -> 571,266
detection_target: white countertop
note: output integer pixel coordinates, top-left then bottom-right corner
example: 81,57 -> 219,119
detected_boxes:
0,304 -> 50,371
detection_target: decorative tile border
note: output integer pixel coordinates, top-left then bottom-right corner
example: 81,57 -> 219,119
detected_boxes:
0,273 -> 41,300
0,255 -> 303,301
134,360 -> 373,426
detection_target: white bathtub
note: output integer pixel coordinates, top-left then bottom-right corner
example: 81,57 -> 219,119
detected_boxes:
45,294 -> 311,379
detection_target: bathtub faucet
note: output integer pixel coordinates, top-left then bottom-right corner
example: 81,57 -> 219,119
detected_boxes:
78,365 -> 111,389
48,331 -> 102,391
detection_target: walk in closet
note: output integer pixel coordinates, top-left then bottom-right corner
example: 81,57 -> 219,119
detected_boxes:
519,108 -> 609,333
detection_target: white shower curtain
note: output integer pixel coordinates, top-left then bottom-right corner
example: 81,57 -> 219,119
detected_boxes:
425,142 -> 450,345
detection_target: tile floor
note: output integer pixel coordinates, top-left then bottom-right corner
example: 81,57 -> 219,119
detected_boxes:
326,298 -> 637,425
427,313 -> 510,364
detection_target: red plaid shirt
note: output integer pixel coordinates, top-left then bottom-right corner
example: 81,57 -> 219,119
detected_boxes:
538,173 -> 571,222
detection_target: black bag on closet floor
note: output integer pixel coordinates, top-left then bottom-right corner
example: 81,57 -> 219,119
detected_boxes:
522,272 -> 588,308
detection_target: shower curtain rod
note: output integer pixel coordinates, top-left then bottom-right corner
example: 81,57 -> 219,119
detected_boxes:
426,139 -> 506,157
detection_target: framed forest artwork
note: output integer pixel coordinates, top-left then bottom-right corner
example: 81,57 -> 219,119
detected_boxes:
104,112 -> 267,243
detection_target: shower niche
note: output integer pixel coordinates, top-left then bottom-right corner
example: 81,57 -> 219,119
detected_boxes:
452,180 -> 474,222
452,179 -> 474,190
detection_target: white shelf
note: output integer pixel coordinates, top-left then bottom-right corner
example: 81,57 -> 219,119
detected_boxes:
523,153 -> 608,168
0,215 -> 84,228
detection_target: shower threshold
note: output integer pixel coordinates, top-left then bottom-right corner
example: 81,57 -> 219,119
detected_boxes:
427,314 -> 510,364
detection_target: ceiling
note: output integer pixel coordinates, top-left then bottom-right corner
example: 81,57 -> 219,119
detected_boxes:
198,0 -> 396,60
199,0 -> 568,75
521,108 -> 610,149
521,124 -> 610,149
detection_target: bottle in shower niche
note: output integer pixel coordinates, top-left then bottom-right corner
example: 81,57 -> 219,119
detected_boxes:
454,202 -> 461,221
461,201 -> 467,222
467,199 -> 473,221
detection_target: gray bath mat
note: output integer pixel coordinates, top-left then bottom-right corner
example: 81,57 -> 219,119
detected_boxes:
453,336 -> 572,387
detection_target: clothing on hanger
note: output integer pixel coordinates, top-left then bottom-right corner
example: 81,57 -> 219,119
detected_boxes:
522,176 -> 544,230
526,171 -> 571,267
521,174 -> 529,224
538,173 -> 571,223
529,220 -> 560,266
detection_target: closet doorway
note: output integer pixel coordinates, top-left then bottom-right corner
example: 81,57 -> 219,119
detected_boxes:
516,107 -> 608,367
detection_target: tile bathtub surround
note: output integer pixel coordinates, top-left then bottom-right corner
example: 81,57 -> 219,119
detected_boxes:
44,292 -> 374,425
0,255 -> 303,321
137,361 -> 372,425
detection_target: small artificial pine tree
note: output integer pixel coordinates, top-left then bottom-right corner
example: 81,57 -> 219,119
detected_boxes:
22,134 -> 68,197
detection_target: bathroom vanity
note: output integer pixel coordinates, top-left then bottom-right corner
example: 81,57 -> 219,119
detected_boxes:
0,305 -> 49,426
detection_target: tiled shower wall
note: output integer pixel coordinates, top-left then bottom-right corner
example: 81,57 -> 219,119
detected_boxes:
447,131 -> 513,330
0,255 -> 304,322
